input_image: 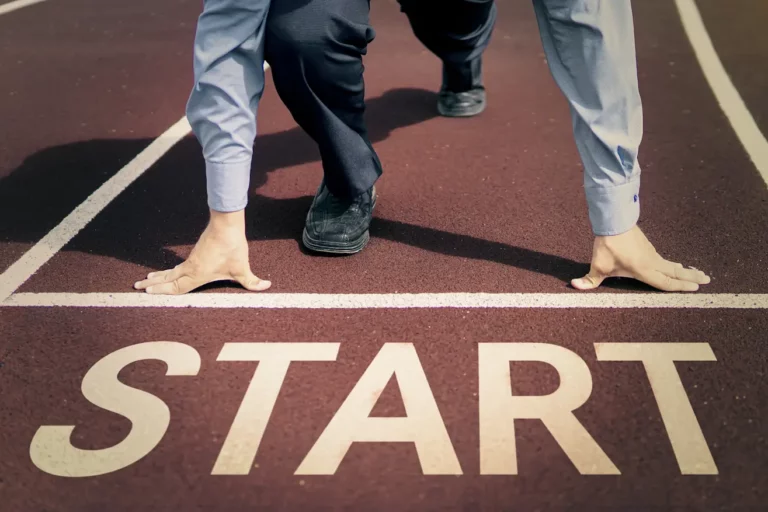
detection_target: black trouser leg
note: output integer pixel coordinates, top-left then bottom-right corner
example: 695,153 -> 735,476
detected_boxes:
398,0 -> 497,92
264,0 -> 381,199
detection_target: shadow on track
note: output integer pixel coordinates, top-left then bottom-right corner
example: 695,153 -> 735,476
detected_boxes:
0,85 -> 640,289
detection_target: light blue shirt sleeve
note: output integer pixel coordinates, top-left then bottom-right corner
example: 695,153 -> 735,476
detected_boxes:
186,0 -> 643,234
185,0 -> 271,213
534,0 -> 642,236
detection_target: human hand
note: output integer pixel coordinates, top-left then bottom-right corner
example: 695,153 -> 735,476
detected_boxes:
134,209 -> 271,295
571,225 -> 710,292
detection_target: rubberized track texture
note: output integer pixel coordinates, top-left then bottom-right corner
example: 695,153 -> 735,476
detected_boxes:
0,0 -> 767,511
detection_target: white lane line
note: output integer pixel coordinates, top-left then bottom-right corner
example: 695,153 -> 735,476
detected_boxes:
3,292 -> 767,309
0,118 -> 191,302
0,0 -> 48,17
675,0 -> 768,186
0,64 -> 270,303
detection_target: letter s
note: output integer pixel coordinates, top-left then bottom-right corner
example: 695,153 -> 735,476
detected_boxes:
30,341 -> 200,477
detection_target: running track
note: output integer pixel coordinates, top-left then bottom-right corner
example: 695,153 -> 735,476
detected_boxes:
1,0 -> 767,510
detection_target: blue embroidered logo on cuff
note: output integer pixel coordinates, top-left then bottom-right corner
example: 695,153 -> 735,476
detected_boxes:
633,194 -> 638,203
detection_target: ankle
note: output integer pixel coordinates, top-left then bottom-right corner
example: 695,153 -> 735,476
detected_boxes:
442,57 -> 483,93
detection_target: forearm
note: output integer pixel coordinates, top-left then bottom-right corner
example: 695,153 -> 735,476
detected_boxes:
533,0 -> 643,236
185,0 -> 270,213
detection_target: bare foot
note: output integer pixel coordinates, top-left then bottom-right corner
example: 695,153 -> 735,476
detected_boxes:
571,225 -> 711,292
134,209 -> 271,295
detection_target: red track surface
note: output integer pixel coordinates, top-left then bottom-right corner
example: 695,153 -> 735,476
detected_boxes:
1,1 -> 767,510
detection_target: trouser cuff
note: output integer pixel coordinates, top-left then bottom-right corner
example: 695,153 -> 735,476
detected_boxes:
442,56 -> 483,92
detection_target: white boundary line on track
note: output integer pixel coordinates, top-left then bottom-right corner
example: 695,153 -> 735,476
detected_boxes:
0,118 -> 192,302
675,0 -> 768,187
1,11 -> 766,311
0,64 -> 270,304
3,292 -> 768,309
0,0 -> 48,17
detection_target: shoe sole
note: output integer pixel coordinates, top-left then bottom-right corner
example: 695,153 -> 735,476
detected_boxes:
302,194 -> 377,255
437,97 -> 487,118
302,229 -> 370,255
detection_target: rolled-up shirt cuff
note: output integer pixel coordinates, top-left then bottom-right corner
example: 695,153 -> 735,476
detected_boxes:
205,159 -> 251,213
585,177 -> 640,236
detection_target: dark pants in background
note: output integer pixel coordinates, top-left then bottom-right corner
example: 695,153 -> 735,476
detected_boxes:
264,0 -> 497,199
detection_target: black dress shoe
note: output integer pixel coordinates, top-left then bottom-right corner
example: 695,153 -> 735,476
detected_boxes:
302,181 -> 377,254
437,88 -> 487,117
437,57 -> 487,118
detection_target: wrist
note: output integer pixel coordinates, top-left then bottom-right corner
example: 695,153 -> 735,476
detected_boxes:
594,223 -> 638,238
208,208 -> 245,233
